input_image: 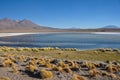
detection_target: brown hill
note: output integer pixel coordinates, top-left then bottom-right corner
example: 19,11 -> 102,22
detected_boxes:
0,18 -> 59,32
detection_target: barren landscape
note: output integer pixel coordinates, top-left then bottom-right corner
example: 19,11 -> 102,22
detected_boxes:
0,0 -> 120,80
0,47 -> 120,80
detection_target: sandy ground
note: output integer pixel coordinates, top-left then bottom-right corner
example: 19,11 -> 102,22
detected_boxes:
91,32 -> 120,34
0,55 -> 120,80
0,47 -> 120,80
0,33 -> 40,37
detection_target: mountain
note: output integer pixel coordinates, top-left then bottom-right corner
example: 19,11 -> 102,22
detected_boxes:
0,18 -> 58,32
102,25 -> 119,29
0,18 -> 120,32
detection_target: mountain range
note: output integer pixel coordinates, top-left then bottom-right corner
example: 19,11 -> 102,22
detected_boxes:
0,18 -> 120,32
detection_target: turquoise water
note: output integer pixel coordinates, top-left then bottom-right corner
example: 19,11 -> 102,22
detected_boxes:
0,33 -> 120,49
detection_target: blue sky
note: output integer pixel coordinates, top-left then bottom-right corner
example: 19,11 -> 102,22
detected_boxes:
0,0 -> 120,29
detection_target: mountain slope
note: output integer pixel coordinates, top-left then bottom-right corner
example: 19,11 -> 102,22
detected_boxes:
0,18 -> 57,32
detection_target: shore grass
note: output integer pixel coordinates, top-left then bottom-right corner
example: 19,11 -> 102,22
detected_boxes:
0,46 -> 120,61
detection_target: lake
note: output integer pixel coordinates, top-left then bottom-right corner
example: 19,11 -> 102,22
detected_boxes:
0,32 -> 120,50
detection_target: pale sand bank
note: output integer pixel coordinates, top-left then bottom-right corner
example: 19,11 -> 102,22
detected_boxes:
0,32 -> 64,37
91,32 -> 120,34
0,33 -> 39,37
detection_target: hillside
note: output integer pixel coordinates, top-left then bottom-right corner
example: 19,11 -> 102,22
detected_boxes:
0,18 -> 59,32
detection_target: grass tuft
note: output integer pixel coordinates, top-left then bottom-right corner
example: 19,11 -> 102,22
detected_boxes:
73,74 -> 87,80
39,70 -> 53,79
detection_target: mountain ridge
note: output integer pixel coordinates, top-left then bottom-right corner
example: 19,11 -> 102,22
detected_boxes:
0,18 -> 59,32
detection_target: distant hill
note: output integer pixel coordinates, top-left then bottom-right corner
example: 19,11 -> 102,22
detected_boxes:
102,25 -> 120,29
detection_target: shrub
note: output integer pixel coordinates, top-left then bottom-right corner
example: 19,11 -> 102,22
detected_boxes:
71,63 -> 79,71
44,62 -> 51,68
93,63 -> 100,67
9,57 -> 15,62
2,58 -> 16,67
105,48 -> 112,51
113,48 -> 119,52
73,74 -> 87,80
55,47 -> 60,50
1,54 -> 11,57
16,48 -> 23,51
39,70 -> 53,79
81,61 -> 88,67
86,63 -> 96,70
29,60 -> 36,65
24,48 -> 31,51
38,60 -> 46,65
106,60 -> 112,64
118,66 -> 120,71
12,66 -> 18,74
62,48 -> 77,51
32,48 -> 39,52
58,61 -> 65,67
101,71 -> 109,76
105,65 -> 113,72
17,55 -> 25,62
68,61 -> 75,67
52,65 -> 63,72
63,67 -> 72,74
98,48 -> 106,52
108,73 -> 116,78
94,51 -> 98,54
25,64 -> 37,72
0,76 -> 10,80
89,69 -> 100,77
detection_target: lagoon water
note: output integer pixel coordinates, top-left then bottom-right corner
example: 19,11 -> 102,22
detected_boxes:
0,32 -> 120,50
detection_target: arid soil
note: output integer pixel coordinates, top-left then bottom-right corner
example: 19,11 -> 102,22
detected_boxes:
0,47 -> 120,80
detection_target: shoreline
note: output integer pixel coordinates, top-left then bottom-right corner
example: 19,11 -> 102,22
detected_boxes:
0,32 -> 120,37
91,32 -> 120,34
0,33 -> 39,37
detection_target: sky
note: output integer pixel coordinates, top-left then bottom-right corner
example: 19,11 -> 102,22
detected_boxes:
0,0 -> 120,29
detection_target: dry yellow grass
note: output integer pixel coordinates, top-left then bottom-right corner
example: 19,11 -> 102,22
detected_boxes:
0,47 -> 120,61
58,61 -> 65,67
52,65 -> 63,72
71,63 -> 79,71
73,74 -> 87,80
89,69 -> 100,77
44,62 -> 51,68
0,76 -> 10,80
39,70 -> 53,79
108,73 -> 116,78
105,64 -> 118,72
0,47 -> 120,80
12,66 -> 19,74
2,58 -> 16,67
17,55 -> 25,62
63,67 -> 72,74
101,71 -> 109,76
25,64 -> 37,72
